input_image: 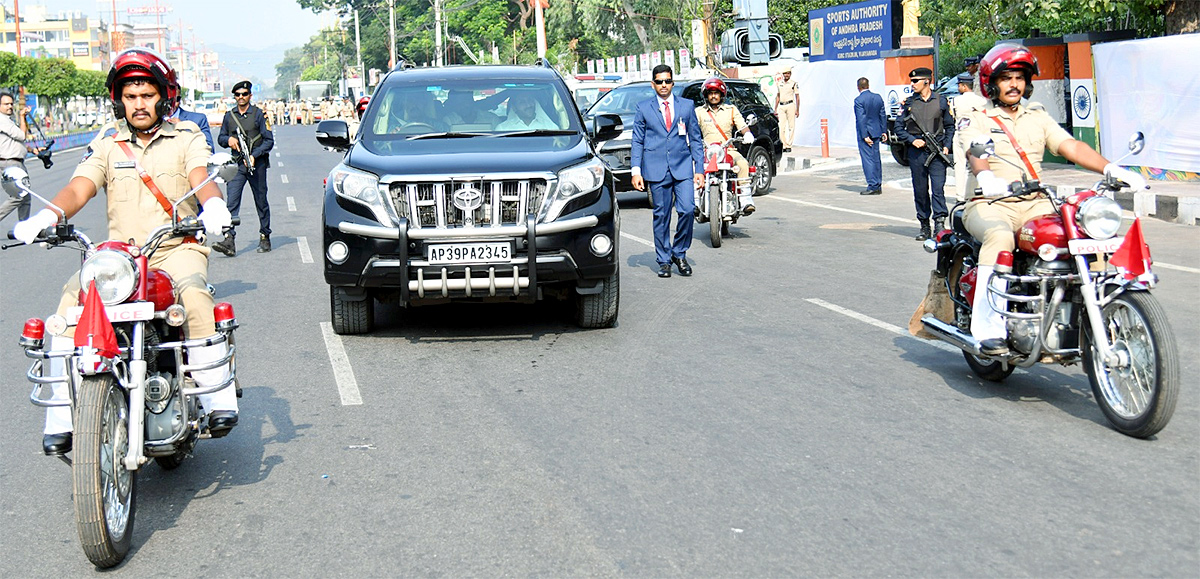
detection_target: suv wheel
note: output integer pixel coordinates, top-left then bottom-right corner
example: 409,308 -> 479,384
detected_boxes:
330,287 -> 374,335
748,145 -> 772,195
575,270 -> 620,328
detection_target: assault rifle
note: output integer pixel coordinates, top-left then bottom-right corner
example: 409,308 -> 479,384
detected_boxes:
915,122 -> 954,168
233,122 -> 255,176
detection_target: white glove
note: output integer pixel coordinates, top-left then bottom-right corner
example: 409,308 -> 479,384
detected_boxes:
199,197 -> 232,236
1104,163 -> 1148,190
976,170 -> 1009,198
742,132 -> 754,145
13,208 -> 58,245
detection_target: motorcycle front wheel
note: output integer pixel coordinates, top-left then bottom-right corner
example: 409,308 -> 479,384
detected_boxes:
73,375 -> 136,568
708,184 -> 722,248
1083,291 -> 1179,438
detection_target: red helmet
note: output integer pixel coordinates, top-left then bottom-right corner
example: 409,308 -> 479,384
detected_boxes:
106,48 -> 180,121
979,43 -> 1039,102
356,96 -> 370,114
702,77 -> 727,97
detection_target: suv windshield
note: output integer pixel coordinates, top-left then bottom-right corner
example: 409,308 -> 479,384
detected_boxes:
362,78 -> 580,146
588,83 -> 682,117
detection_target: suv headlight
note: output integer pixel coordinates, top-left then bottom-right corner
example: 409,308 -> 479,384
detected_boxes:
330,163 -> 395,226
1077,196 -> 1122,240
541,158 -> 606,223
80,249 -> 137,306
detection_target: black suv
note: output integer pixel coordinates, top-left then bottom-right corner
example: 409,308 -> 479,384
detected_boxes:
585,79 -> 784,201
315,64 -> 624,334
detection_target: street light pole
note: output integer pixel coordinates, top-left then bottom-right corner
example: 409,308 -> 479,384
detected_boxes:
534,0 -> 547,59
434,0 -> 443,66
387,0 -> 396,68
354,7 -> 363,84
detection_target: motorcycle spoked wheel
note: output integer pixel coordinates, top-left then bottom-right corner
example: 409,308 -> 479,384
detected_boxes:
949,250 -> 1015,382
73,375 -> 136,568
708,184 -> 722,248
1082,291 -> 1180,438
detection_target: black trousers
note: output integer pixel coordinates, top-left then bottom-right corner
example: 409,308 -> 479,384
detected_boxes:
907,147 -> 948,221
225,164 -> 270,236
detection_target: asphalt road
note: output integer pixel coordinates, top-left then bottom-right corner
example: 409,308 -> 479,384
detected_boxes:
1,125 -> 1196,576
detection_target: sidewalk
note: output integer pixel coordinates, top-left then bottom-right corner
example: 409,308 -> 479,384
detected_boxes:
779,146 -> 1200,226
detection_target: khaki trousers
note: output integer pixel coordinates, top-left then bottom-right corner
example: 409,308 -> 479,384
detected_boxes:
962,197 -> 1055,266
953,133 -> 977,202
778,105 -> 796,147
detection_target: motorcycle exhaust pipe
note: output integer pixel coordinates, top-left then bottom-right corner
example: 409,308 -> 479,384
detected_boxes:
920,315 -> 984,356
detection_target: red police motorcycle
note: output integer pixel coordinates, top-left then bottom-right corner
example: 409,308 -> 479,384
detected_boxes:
2,154 -> 242,568
918,133 -> 1179,438
695,115 -> 757,248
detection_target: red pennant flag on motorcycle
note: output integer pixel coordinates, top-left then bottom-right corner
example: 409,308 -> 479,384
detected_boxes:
1109,218 -> 1153,280
74,280 -> 120,358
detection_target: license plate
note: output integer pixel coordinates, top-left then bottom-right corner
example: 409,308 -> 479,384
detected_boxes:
66,301 -> 155,325
426,242 -> 512,264
1069,236 -> 1123,256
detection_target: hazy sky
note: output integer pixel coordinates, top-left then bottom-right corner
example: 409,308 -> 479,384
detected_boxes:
28,0 -> 333,51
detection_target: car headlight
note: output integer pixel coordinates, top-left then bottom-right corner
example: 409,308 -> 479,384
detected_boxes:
330,164 -> 395,226
79,249 -> 137,306
541,158 -> 606,223
1077,196 -> 1122,240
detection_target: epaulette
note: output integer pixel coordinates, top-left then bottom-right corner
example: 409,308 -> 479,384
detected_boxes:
102,127 -> 118,139
1027,102 -> 1047,112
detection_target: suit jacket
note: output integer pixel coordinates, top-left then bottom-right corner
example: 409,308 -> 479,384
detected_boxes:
630,95 -> 704,182
174,108 -> 214,152
854,90 -> 887,141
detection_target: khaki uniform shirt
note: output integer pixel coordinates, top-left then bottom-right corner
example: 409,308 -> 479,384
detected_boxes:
959,101 -> 1073,183
777,78 -> 799,106
74,119 -> 209,245
950,92 -> 988,120
695,103 -> 747,145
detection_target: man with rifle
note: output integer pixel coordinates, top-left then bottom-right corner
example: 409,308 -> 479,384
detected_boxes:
894,67 -> 954,241
216,80 -> 275,255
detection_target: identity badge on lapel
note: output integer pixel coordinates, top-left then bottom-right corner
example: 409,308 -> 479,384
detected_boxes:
678,121 -> 686,137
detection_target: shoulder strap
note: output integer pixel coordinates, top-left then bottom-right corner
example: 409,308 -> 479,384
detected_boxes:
115,141 -> 175,216
705,108 -> 729,141
989,115 -> 1040,181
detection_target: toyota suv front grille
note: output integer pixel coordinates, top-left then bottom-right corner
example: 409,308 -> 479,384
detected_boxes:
388,179 -> 549,228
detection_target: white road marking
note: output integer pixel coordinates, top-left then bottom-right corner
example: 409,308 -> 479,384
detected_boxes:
319,322 -> 363,405
297,236 -> 313,264
277,161 -> 283,167
280,174 -> 289,184
620,231 -> 654,247
287,196 -> 297,211
1155,262 -> 1200,274
805,298 -> 959,354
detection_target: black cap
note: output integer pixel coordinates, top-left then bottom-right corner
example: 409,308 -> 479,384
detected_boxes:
956,72 -> 975,86
909,67 -> 933,80
963,56 -> 981,66
232,80 -> 252,94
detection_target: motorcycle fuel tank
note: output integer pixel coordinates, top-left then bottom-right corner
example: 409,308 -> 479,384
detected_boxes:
145,269 -> 176,312
1018,215 -> 1068,257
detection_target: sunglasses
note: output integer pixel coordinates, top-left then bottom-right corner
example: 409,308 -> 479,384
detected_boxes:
652,79 -> 674,85
910,78 -> 928,84
234,91 -> 250,97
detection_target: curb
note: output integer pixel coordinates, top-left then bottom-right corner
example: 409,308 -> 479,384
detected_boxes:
1113,189 -> 1199,226
782,156 -> 843,172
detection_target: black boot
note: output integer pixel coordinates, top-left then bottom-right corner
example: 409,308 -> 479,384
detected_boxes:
213,232 -> 236,257
915,220 -> 932,241
43,432 -> 72,455
932,217 -> 945,235
257,234 -> 271,253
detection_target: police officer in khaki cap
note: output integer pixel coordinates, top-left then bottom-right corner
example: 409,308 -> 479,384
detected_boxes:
13,48 -> 239,454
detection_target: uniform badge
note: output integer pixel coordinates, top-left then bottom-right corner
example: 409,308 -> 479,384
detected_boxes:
114,161 -> 137,169
956,117 -> 971,131
80,147 -> 94,162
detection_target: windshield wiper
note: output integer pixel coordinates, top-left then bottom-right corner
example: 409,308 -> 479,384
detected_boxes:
490,129 -> 577,138
406,132 -> 491,140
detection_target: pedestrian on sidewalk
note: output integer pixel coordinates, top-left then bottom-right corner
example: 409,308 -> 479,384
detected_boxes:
775,68 -> 799,152
853,78 -> 887,196
894,67 -> 954,240
950,72 -> 988,201
630,65 -> 705,278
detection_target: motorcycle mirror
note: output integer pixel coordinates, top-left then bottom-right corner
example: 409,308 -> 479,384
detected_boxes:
1127,131 -> 1145,155
207,152 -> 239,182
2,166 -> 31,198
745,114 -> 758,126
968,137 -> 995,160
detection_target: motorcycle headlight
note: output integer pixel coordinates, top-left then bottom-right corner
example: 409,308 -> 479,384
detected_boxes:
706,143 -> 723,158
330,164 -> 394,226
1077,196 -> 1123,240
541,158 -> 606,223
79,250 -> 137,306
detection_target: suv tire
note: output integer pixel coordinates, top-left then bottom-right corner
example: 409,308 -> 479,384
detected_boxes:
576,270 -> 620,328
748,145 -> 772,195
331,287 -> 374,335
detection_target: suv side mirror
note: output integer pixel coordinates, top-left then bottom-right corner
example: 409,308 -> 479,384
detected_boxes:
591,113 -> 623,142
316,120 -> 351,150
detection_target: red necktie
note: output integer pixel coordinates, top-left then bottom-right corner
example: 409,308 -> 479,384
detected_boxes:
663,100 -> 672,129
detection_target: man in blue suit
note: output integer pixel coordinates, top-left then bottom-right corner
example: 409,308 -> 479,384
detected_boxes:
631,64 -> 705,278
173,106 -> 214,152
853,77 -> 887,195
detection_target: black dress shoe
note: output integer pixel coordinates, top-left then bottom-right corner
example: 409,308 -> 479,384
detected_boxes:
657,264 -> 672,278
979,338 -> 1010,356
43,432 -> 72,455
208,410 -> 238,438
860,188 -> 882,195
673,256 -> 692,276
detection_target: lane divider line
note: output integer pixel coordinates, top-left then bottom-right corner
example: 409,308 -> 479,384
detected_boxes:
281,174 -> 289,184
319,322 -> 363,405
297,236 -> 313,264
805,298 -> 959,354
287,196 -> 297,212
1155,262 -> 1200,274
620,231 -> 654,248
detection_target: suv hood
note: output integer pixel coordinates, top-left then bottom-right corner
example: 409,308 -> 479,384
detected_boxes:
348,135 -> 591,177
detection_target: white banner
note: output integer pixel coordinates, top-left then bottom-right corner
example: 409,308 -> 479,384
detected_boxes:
1070,78 -> 1096,128
1094,35 -> 1200,172
786,59 -> 887,148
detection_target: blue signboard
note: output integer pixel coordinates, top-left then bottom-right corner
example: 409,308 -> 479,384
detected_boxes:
807,0 -> 895,61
